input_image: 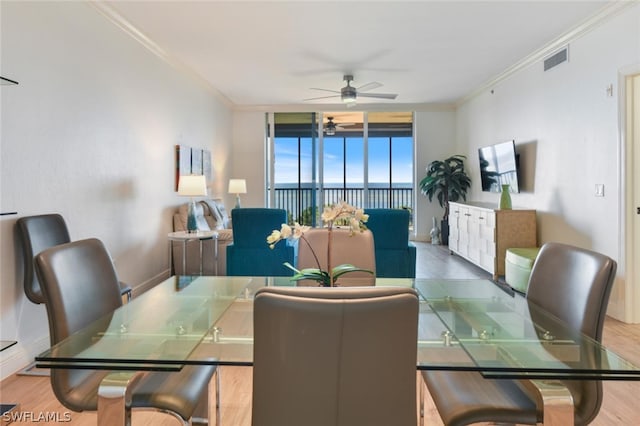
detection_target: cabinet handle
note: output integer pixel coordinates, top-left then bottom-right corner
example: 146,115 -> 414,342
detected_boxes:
479,216 -> 484,220
465,213 -> 471,216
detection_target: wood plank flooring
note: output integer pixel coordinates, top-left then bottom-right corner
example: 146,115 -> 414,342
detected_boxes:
1,243 -> 639,425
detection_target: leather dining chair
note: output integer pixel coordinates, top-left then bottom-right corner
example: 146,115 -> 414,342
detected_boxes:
421,242 -> 617,426
35,238 -> 218,425
252,286 -> 419,426
17,213 -> 132,303
296,227 -> 376,286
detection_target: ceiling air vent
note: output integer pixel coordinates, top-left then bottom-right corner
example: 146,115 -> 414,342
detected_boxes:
544,46 -> 569,71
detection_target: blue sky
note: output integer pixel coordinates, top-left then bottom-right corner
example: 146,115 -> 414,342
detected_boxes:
274,136 -> 413,185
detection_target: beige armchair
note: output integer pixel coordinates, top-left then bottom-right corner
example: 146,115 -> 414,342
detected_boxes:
172,198 -> 233,275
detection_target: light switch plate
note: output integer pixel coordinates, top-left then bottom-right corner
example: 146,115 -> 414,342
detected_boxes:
595,184 -> 605,197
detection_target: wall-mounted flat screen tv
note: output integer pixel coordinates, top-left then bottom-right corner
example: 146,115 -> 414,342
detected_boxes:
478,140 -> 520,193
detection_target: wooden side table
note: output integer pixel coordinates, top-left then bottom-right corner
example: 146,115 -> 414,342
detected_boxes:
168,230 -> 219,275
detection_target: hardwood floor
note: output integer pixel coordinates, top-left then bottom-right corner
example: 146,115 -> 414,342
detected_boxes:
1,243 -> 639,425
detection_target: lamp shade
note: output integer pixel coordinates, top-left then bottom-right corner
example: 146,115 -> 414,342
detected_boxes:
228,179 -> 247,194
178,175 -> 207,197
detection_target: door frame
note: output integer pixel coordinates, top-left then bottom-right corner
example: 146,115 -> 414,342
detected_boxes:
618,65 -> 640,323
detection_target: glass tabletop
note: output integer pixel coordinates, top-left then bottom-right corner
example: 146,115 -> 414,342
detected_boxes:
414,279 -> 640,379
36,276 -> 640,380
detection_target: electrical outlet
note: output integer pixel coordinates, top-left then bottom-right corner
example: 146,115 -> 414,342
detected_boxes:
595,184 -> 605,197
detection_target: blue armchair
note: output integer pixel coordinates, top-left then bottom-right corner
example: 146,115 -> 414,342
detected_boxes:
226,208 -> 295,276
365,209 -> 416,278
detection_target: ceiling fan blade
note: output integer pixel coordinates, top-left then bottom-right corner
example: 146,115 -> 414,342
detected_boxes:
303,94 -> 341,101
309,88 -> 341,94
356,82 -> 383,92
357,92 -> 398,99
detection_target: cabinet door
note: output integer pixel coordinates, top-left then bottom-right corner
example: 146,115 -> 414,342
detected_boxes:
448,204 -> 462,253
456,206 -> 470,256
478,209 -> 496,271
466,207 -> 482,263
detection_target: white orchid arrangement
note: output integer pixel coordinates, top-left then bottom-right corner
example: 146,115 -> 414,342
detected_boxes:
267,201 -> 372,286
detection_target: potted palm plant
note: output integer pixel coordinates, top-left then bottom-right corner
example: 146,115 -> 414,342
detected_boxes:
419,155 -> 471,245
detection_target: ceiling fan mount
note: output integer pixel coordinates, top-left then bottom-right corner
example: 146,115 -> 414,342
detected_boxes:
305,74 -> 398,107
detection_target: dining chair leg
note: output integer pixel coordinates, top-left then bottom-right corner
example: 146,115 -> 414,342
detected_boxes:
193,368 -> 220,425
528,379 -> 574,426
97,371 -> 144,426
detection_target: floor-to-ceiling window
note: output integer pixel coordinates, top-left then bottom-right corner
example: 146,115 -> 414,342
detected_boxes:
267,112 -> 413,226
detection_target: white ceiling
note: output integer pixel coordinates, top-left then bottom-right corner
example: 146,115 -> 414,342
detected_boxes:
101,1 -> 613,109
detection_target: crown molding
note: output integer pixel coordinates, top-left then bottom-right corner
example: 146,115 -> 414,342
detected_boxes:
456,1 -> 637,107
89,1 -> 234,109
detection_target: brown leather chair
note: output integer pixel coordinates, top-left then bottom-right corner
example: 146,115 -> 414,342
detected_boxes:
252,286 -> 419,426
35,238 -> 217,425
296,227 -> 376,286
421,242 -> 617,426
17,214 -> 132,303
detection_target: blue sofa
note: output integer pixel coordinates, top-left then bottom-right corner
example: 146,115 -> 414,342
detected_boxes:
365,209 -> 416,278
226,208 -> 295,276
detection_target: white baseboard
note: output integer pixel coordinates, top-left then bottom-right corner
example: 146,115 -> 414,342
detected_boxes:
0,335 -> 49,381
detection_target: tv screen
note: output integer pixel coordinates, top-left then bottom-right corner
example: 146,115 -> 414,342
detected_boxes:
478,140 -> 520,193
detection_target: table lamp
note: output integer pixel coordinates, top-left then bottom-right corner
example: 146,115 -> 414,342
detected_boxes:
228,179 -> 247,209
178,174 -> 207,233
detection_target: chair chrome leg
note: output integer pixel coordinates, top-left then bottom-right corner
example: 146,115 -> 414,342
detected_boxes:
97,371 -> 144,426
530,380 -> 574,426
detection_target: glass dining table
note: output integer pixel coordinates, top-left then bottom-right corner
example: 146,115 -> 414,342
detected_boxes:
36,276 -> 640,425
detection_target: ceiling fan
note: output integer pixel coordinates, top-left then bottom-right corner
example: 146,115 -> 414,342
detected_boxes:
323,116 -> 359,135
323,117 -> 343,135
305,75 -> 398,107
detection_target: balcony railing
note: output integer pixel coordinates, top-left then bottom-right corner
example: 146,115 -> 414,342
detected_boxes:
271,185 -> 413,226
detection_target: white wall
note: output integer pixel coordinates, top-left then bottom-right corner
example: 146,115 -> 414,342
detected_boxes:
0,2 -> 232,379
455,4 -> 640,321
231,111 -> 267,208
413,109 -> 457,241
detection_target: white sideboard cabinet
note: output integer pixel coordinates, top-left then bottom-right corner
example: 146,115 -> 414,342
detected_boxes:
448,201 -> 537,279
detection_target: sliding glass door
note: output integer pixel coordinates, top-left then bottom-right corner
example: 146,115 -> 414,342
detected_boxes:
267,111 -> 413,226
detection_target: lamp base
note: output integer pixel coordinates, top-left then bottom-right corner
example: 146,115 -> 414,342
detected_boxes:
235,194 -> 241,209
187,199 -> 198,233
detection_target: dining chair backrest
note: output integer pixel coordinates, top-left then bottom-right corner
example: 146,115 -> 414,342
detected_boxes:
17,214 -> 71,304
526,242 -> 617,341
296,227 -> 376,286
526,242 -> 617,425
252,286 -> 419,426
34,238 -> 124,410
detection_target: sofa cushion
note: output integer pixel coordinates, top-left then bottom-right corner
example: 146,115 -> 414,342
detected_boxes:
203,199 -> 229,230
